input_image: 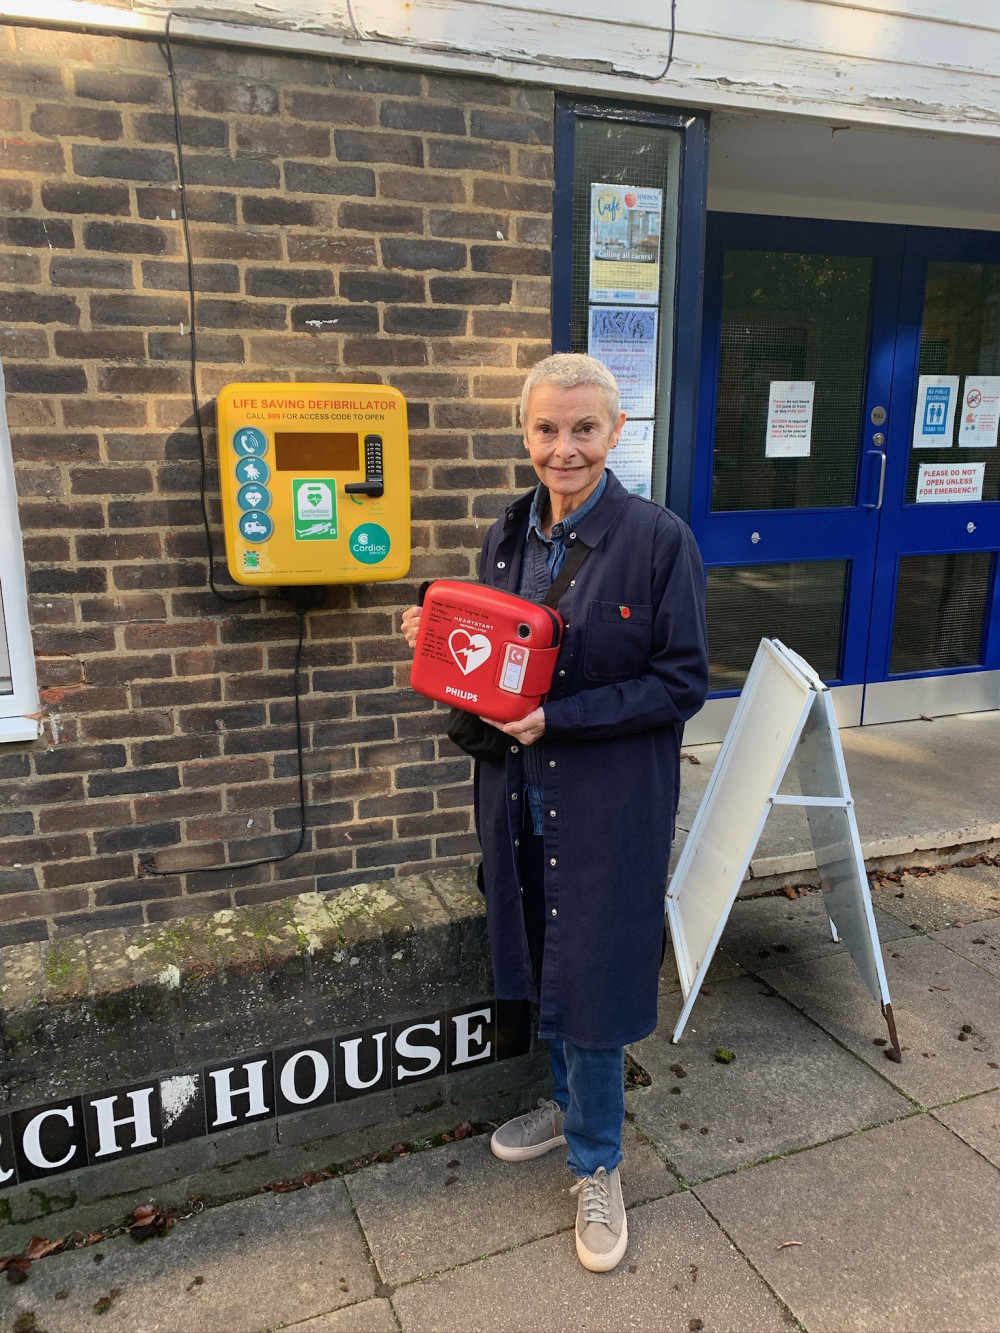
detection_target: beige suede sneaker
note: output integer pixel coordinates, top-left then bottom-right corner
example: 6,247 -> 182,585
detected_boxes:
490,1098 -> 567,1161
570,1166 -> 628,1272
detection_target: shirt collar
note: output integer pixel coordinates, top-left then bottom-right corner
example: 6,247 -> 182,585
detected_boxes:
527,470 -> 608,542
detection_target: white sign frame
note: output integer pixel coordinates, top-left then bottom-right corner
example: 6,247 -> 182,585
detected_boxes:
666,638 -> 898,1054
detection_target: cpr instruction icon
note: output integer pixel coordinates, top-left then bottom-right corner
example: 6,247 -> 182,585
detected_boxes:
350,523 -> 391,565
233,427 -> 267,457
235,456 -> 269,486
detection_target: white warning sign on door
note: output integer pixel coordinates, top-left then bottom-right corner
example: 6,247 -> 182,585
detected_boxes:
765,381 -> 814,458
915,461 -> 985,503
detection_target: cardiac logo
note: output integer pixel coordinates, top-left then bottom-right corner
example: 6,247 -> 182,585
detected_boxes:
448,630 -> 492,676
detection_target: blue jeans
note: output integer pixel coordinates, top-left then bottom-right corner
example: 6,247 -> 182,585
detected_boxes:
549,1040 -> 625,1178
519,814 -> 626,1178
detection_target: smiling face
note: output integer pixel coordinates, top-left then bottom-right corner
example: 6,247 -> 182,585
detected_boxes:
522,381 -> 626,521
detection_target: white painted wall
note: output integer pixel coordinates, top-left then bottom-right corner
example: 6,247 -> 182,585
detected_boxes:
8,0 -> 1000,137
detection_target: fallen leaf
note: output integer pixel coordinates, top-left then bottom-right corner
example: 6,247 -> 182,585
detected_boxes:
884,1047 -> 903,1063
444,1175 -> 458,1187
777,1240 -> 803,1250
678,1122 -> 690,1130
447,1158 -> 460,1168
454,1122 -> 473,1140
782,887 -> 798,900
953,920 -> 967,929
714,1047 -> 735,1064
25,1237 -> 58,1261
699,1126 -> 709,1135
628,1264 -> 638,1273
931,983 -> 951,991
186,1275 -> 205,1292
689,1321 -> 704,1332
680,752 -> 702,765
669,1063 -> 686,1078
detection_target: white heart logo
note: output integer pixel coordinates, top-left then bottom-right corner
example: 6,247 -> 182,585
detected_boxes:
448,630 -> 492,676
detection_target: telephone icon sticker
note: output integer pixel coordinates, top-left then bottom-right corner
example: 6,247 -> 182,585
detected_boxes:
292,478 -> 338,541
233,427 -> 267,457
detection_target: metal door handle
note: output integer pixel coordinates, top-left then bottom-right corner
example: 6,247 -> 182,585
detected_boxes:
862,450 -> 887,510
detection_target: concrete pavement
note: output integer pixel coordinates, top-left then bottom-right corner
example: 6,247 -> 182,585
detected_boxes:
5,855 -> 1000,1333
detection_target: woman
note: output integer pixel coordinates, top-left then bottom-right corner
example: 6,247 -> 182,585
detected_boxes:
402,353 -> 709,1273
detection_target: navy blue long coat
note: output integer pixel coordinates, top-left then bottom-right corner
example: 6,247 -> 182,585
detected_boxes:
473,469 -> 709,1049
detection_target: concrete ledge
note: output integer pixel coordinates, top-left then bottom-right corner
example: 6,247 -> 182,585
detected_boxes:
0,870 -> 549,1236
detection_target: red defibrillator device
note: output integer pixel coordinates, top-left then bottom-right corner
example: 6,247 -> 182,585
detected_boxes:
410,581 -> 563,723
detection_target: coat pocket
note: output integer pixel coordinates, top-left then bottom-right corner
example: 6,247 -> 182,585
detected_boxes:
582,600 -> 654,683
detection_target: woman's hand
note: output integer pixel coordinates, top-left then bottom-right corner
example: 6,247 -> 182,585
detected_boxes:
401,605 -> 421,649
482,707 -> 546,746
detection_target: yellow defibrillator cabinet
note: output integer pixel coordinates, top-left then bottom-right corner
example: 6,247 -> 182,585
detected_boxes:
216,382 -> 410,586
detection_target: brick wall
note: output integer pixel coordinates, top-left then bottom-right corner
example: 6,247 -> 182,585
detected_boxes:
0,22 -> 553,945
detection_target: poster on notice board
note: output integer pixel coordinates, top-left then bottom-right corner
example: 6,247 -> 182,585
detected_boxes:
613,420 -> 654,498
588,307 -> 658,417
589,184 -> 662,306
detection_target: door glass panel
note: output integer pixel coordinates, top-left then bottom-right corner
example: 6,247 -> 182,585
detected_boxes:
906,262 -> 1000,504
889,551 -> 993,674
713,250 -> 873,512
706,560 -> 848,691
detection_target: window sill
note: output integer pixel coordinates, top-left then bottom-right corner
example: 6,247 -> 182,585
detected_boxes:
0,714 -> 42,744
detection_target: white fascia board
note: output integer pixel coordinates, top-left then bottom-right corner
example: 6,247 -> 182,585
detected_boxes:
4,0 -> 1000,138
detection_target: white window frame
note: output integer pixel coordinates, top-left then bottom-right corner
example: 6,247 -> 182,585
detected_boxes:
0,356 -> 42,743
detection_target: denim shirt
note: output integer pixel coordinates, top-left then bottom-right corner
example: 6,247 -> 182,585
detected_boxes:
518,472 -> 607,834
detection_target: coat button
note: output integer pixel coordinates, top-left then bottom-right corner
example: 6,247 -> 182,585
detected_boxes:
514,837 -> 519,847
550,908 -> 558,917
569,532 -> 577,540
507,511 -> 515,520
511,791 -> 518,800
497,560 -> 506,569
549,809 -> 556,818
548,760 -> 556,768
510,744 -> 519,753
549,857 -> 557,866
558,669 -> 566,677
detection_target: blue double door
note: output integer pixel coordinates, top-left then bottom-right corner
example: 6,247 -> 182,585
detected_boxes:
692,214 -> 1000,731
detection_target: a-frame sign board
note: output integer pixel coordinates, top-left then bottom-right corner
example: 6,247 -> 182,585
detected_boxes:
666,638 -> 901,1057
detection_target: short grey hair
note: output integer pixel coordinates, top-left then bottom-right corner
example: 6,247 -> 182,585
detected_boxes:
519,353 -> 621,428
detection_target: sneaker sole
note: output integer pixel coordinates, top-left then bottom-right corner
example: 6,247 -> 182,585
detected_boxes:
489,1131 -> 567,1162
576,1213 -> 628,1273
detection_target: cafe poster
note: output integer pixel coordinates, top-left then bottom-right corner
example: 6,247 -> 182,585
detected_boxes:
589,184 -> 662,305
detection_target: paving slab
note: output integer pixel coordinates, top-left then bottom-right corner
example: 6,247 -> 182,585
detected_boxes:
718,888 -> 913,974
695,1113 -> 1000,1333
932,1089 -> 1000,1170
391,1190 -> 795,1333
2,1180 -> 373,1333
630,974 -> 911,1182
348,1122 -> 677,1285
659,941 -> 743,995
766,932 -> 1000,1106
288,1298 -> 398,1331
931,915 -> 1000,977
677,712 -> 1000,875
871,864 -> 1000,932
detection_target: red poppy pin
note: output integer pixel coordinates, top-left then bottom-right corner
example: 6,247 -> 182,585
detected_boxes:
619,605 -> 631,619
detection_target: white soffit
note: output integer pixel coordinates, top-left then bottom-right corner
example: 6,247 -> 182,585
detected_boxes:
708,112 -> 1000,230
